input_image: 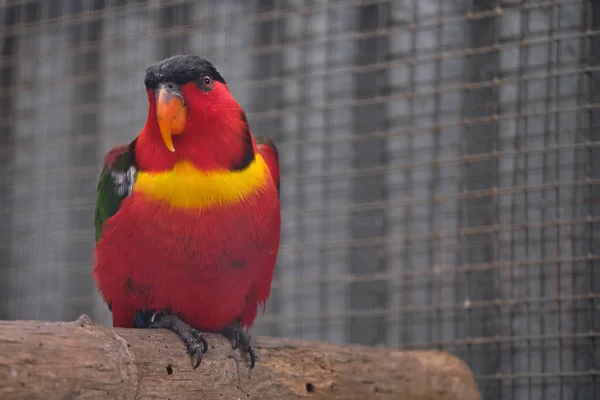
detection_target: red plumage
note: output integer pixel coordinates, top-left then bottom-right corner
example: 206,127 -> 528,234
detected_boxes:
94,174 -> 280,331
93,55 -> 281,341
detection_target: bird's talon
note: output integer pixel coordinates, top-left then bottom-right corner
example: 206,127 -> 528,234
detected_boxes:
231,330 -> 240,350
248,345 -> 256,369
149,310 -> 161,323
222,324 -> 257,369
141,310 -> 208,369
189,343 -> 205,369
190,328 -> 209,353
191,348 -> 203,370
198,333 -> 209,353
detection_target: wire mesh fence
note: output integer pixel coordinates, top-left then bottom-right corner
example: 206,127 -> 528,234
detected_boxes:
0,0 -> 598,399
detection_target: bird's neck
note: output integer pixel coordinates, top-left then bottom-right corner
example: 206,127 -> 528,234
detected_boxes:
133,153 -> 270,209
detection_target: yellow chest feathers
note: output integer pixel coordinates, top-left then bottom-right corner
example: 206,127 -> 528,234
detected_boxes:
133,154 -> 270,208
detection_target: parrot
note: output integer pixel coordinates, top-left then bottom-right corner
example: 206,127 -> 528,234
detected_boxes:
93,55 -> 281,369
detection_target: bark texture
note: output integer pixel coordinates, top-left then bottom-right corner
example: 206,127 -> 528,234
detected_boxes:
0,315 -> 480,400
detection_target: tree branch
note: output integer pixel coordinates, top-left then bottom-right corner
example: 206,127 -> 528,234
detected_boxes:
0,315 -> 480,399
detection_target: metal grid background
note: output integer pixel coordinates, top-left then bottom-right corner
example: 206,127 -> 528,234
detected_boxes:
0,0 -> 598,398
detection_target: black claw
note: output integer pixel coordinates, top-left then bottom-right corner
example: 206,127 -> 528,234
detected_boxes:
133,308 -> 157,328
222,323 -> 257,369
190,344 -> 204,370
191,328 -> 209,354
246,343 -> 256,369
135,309 -> 209,369
231,330 -> 240,350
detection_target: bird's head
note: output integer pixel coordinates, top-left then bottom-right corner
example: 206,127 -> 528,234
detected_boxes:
137,55 -> 254,172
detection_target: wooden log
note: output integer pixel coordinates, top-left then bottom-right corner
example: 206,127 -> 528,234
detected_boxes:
0,315 -> 480,400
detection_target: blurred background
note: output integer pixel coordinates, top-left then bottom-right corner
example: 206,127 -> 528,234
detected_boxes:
0,0 -> 598,399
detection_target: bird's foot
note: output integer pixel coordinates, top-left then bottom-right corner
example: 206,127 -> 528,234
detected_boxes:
221,322 -> 257,369
134,308 -> 208,369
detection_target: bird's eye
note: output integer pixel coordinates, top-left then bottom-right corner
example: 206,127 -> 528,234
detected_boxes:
201,76 -> 214,91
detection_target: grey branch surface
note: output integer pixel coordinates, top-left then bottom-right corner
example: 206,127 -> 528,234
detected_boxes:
0,315 -> 480,400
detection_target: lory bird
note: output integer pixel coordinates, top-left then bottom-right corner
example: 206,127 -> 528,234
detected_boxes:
93,55 -> 281,369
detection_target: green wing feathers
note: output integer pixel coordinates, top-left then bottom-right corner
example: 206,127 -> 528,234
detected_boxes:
94,141 -> 137,242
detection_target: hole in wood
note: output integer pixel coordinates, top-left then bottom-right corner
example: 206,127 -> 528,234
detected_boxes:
306,383 -> 315,393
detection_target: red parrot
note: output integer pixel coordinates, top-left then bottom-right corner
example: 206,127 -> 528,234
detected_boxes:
93,55 -> 281,368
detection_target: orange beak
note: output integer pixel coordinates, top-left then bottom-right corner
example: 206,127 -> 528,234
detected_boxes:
156,85 -> 187,152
